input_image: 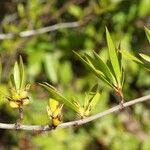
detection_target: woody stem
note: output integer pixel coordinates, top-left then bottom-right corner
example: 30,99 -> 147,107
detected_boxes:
116,87 -> 124,108
17,104 -> 23,125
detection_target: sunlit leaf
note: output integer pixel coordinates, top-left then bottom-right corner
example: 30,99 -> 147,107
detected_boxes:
121,70 -> 125,87
139,53 -> 150,62
121,50 -> 150,71
72,97 -> 84,115
19,56 -> 25,89
43,54 -> 58,84
93,52 -> 116,84
59,61 -> 73,85
87,92 -> 101,113
121,50 -> 143,64
89,83 -> 99,94
10,74 -> 16,89
106,28 -> 121,85
84,84 -> 101,116
73,51 -> 114,88
13,61 -> 20,90
145,27 -> 150,43
40,82 -> 78,112
88,84 -> 100,109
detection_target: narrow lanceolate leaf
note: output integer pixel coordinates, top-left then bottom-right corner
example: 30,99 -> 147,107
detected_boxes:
92,52 -> 116,84
121,50 -> 143,64
139,53 -> 150,63
14,61 -> 20,90
44,54 -> 58,84
106,28 -> 121,85
117,45 -> 123,72
10,74 -> 16,88
145,27 -> 150,43
40,83 -> 78,112
121,50 -> 150,71
73,51 -> 114,88
19,56 -> 25,89
121,70 -> 125,87
87,84 -> 100,111
89,84 -> 99,94
87,92 -> 101,112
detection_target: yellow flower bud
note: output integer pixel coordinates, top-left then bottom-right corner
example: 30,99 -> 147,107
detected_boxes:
23,98 -> 30,106
52,118 -> 61,127
9,101 -> 19,108
20,91 -> 28,99
12,92 -> 20,101
47,98 -> 63,127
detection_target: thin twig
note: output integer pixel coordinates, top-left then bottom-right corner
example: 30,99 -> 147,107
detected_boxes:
0,21 -> 81,40
0,94 -> 149,131
18,106 -> 23,123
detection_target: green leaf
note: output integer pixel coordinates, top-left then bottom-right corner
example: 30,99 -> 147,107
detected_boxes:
72,97 -> 83,115
10,74 -> 16,88
73,51 -> 114,88
87,92 -> 101,112
117,44 -> 123,72
19,56 -> 25,89
13,61 -> 20,90
92,52 -> 116,85
106,28 -> 121,86
89,83 -> 99,94
40,82 -> 78,112
17,3 -> 25,18
139,53 -> 150,62
121,50 -> 150,71
84,54 -> 105,76
145,27 -> 150,42
59,61 -> 73,86
83,84 -> 101,116
68,5 -> 82,18
117,44 -> 124,87
43,54 -> 58,84
121,50 -> 143,64
121,70 -> 125,87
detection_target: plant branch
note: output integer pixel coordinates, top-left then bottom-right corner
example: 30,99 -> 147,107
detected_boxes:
0,21 -> 81,40
0,94 -> 149,131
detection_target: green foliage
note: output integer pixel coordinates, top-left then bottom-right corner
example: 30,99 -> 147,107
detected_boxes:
120,49 -> 150,71
40,83 -> 100,118
40,82 -> 78,112
145,27 -> 150,43
8,56 -> 30,108
47,98 -> 63,127
73,29 -> 124,98
72,84 -> 101,117
11,56 -> 25,90
0,0 -> 150,149
139,53 -> 150,63
106,28 -> 122,87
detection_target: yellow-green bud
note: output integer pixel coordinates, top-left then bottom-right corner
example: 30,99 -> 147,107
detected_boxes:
20,90 -> 28,99
23,98 -> 30,106
52,118 -> 61,127
12,92 -> 20,101
9,101 -> 19,108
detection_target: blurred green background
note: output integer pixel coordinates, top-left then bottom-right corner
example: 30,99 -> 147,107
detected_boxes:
0,0 -> 150,149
